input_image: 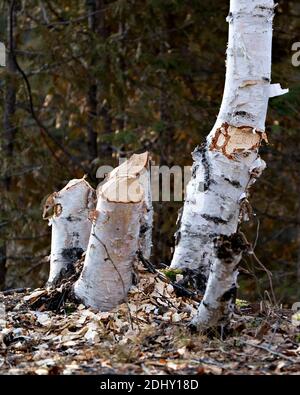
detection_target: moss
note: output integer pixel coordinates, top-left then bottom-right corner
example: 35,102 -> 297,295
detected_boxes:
161,268 -> 183,282
292,312 -> 300,321
236,299 -> 249,308
64,303 -> 78,315
292,312 -> 300,327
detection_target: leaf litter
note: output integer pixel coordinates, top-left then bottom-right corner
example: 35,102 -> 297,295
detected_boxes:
0,258 -> 299,375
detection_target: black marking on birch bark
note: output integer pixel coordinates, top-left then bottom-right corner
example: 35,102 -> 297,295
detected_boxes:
227,12 -> 233,23
224,177 -> 242,188
174,230 -> 181,246
230,6 -> 274,23
192,143 -> 211,191
201,214 -> 228,225
195,271 -> 208,294
233,111 -> 254,121
214,233 -> 250,263
38,259 -> 84,307
61,247 -> 84,264
66,215 -> 82,222
255,5 -> 275,13
46,262 -> 76,288
191,163 -> 199,179
139,223 -> 149,236
176,207 -> 183,227
174,207 -> 183,246
201,145 -> 211,191
220,285 -> 237,303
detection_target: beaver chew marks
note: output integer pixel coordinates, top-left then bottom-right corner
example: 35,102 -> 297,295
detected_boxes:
210,123 -> 267,159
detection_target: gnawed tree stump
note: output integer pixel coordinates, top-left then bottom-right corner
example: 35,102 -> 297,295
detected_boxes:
101,152 -> 153,259
43,178 -> 96,286
74,152 -> 152,311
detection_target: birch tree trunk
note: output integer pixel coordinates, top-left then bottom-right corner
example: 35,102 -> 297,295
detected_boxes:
44,178 -> 96,286
171,0 -> 288,330
74,152 -> 151,310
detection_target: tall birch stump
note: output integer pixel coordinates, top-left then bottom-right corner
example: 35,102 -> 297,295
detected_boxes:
171,0 -> 288,330
74,152 -> 151,311
44,178 -> 96,286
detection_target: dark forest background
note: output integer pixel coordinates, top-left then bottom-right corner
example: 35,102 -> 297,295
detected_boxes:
0,0 -> 299,304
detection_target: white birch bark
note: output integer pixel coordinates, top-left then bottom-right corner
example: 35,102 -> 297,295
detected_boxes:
74,153 -> 151,311
171,0 -> 288,329
44,178 -> 96,286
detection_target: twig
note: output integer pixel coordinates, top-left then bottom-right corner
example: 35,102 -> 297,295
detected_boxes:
191,358 -> 225,368
253,216 -> 260,251
239,231 -> 277,306
2,287 -> 30,296
241,340 -> 297,364
251,251 -> 277,306
137,251 -> 156,274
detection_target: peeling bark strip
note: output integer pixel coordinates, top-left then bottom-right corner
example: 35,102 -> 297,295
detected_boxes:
44,178 -> 96,286
74,152 -> 151,311
171,0 -> 288,330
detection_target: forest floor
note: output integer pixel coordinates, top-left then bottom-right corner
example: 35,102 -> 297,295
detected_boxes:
0,263 -> 300,375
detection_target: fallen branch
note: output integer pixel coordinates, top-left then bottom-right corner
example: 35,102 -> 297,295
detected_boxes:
241,340 -> 297,364
2,287 -> 30,296
137,251 -> 200,301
